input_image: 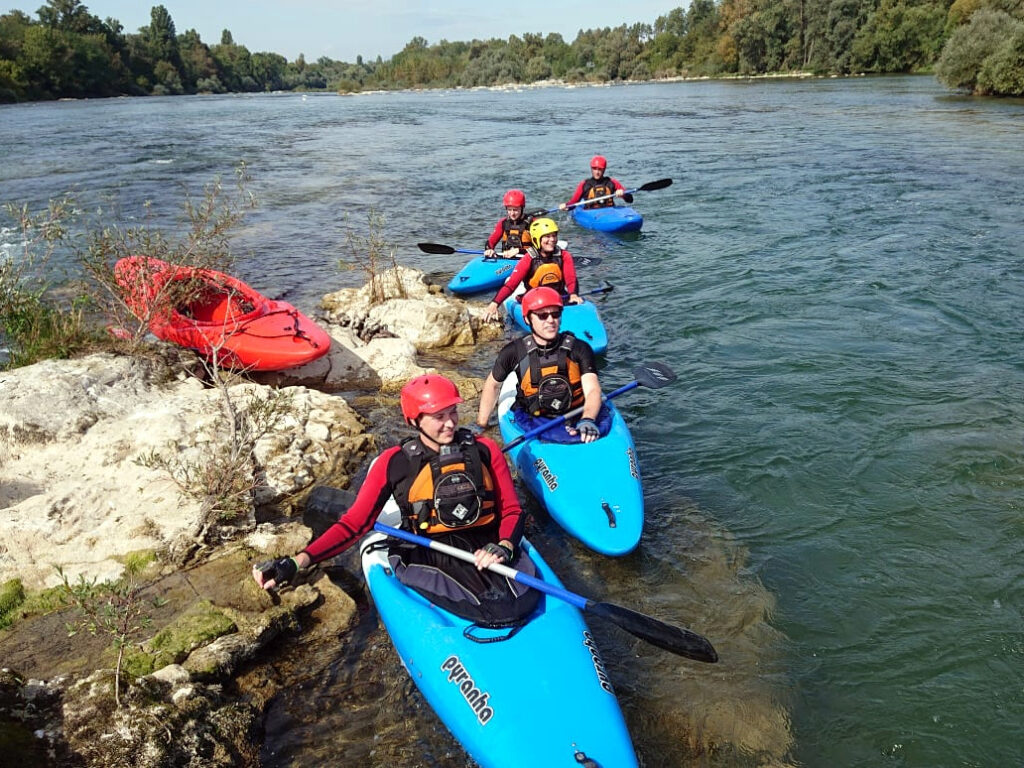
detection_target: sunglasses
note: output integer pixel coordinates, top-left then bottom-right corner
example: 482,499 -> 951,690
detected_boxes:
532,309 -> 562,320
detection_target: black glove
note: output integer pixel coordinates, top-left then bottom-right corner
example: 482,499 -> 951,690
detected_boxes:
576,418 -> 599,440
482,542 -> 513,562
255,556 -> 298,587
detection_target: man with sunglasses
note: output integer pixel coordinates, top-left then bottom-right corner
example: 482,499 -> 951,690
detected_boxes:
476,286 -> 604,444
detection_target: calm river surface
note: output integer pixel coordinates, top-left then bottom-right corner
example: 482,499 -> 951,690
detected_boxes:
2,76 -> 1023,768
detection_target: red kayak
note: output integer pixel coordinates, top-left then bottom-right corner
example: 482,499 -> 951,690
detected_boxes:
114,256 -> 331,371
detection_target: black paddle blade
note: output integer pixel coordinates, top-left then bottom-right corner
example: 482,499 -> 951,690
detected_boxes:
417,242 -> 457,255
633,361 -> 677,389
639,178 -> 673,193
588,601 -> 718,663
526,208 -> 553,219
575,256 -> 603,267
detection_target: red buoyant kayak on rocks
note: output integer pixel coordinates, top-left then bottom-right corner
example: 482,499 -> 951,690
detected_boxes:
114,256 -> 331,371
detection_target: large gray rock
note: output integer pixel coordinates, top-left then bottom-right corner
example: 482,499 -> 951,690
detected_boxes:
320,265 -> 502,352
0,354 -> 372,589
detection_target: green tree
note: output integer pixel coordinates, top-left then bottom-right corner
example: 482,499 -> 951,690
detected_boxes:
250,51 -> 287,90
36,0 -> 105,35
143,4 -> 183,85
178,28 -> 216,92
976,24 -> 1024,93
936,8 -> 1023,88
851,0 -> 947,71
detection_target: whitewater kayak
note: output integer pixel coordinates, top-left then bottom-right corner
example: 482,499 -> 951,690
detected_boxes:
114,256 -> 331,371
447,254 -> 519,294
360,502 -> 639,767
502,293 -> 608,355
572,205 -> 643,234
496,375 -> 644,556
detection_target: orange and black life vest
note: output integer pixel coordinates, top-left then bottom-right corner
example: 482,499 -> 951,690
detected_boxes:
525,247 -> 565,292
580,178 -> 616,209
391,430 -> 497,535
501,218 -> 532,251
517,332 -> 584,416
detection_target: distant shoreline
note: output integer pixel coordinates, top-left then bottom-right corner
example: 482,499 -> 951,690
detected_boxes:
5,71 -> 888,106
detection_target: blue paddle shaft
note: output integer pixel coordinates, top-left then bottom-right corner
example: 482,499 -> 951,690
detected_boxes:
373,523 -> 588,610
502,380 -> 640,451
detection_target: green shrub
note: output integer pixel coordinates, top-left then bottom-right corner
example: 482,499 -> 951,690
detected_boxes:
936,9 -> 1022,89
977,25 -> 1024,93
0,579 -> 26,629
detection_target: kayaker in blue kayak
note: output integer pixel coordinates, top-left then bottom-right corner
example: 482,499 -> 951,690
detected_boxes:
559,155 -> 633,210
482,218 -> 582,322
476,286 -> 606,445
483,188 -> 533,259
253,374 -> 540,625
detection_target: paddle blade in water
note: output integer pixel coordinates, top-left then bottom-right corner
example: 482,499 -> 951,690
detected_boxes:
417,242 -> 456,255
638,178 -> 673,192
588,601 -> 718,663
633,361 -> 677,389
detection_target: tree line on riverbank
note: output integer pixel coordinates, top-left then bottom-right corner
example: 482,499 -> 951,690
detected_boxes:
2,0 -> 1023,103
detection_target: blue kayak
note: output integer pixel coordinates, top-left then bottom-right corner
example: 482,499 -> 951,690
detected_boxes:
571,205 -> 643,233
361,503 -> 639,768
496,375 -> 644,556
447,254 -> 519,295
502,295 -> 608,355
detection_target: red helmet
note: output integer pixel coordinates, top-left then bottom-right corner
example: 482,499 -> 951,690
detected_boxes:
522,286 -> 563,315
502,189 -> 526,207
590,155 -> 607,170
400,375 -> 463,422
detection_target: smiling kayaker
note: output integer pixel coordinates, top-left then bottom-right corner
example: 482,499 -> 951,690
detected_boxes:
254,374 -> 540,626
477,286 -> 606,445
483,188 -> 533,259
483,217 -> 582,322
559,155 -> 633,210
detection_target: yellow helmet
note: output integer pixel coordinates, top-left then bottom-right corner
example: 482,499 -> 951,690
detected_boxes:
529,217 -> 559,245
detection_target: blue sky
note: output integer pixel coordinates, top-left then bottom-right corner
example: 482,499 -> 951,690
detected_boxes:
2,1 -> 686,62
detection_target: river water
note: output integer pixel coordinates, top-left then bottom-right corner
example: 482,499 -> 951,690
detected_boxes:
2,77 -> 1022,767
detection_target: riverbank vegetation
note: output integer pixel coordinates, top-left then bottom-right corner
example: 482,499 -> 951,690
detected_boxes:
1,0 -> 1022,102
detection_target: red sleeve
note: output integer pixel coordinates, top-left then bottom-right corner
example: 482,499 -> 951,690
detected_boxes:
302,447 -> 401,564
610,177 -> 626,192
478,435 -> 524,542
486,219 -> 504,249
561,250 -> 578,295
492,253 -> 531,304
566,180 -> 586,206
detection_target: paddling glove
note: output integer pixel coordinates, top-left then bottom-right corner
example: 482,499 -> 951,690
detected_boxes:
576,418 -> 599,440
482,542 -> 513,562
257,556 -> 298,587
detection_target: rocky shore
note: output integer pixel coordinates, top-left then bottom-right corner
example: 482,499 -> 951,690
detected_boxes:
0,266 -> 501,766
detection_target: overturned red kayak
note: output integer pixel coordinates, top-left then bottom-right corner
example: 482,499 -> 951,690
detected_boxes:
115,256 -> 331,371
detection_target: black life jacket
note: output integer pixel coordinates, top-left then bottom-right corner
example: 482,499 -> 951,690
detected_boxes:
390,430 -> 497,535
517,332 -> 584,416
580,177 -> 616,208
525,247 -> 565,292
501,218 -> 532,251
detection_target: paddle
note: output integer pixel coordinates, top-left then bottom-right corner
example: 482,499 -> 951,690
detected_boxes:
581,280 -> 613,297
419,242 -> 603,268
418,243 -> 491,257
530,178 -> 674,217
501,361 -> 676,453
374,522 -> 718,663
